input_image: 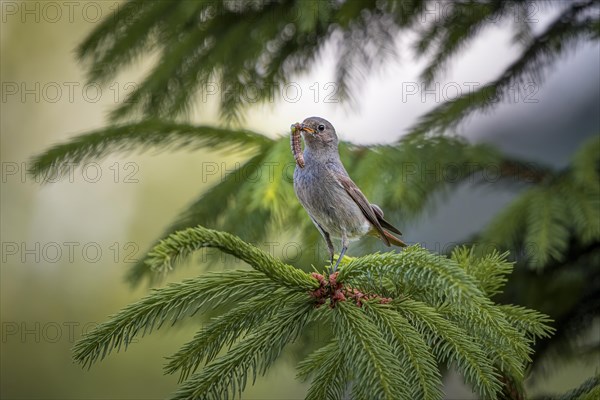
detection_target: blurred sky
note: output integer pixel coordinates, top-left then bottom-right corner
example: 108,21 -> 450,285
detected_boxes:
1,1 -> 599,399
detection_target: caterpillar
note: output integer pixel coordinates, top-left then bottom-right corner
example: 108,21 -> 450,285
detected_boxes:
290,122 -> 305,168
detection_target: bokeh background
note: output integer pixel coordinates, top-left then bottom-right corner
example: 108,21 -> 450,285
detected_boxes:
1,1 -> 598,399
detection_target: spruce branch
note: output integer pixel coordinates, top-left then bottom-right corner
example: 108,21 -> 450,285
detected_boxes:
72,1 -> 597,123
477,136 -> 600,269
297,339 -> 350,400
561,181 -> 600,245
498,305 -> 555,343
170,294 -> 315,400
348,135 -> 504,217
396,298 -> 502,399
164,290 -> 290,382
74,227 -> 552,399
451,246 -> 513,297
525,187 -> 571,268
146,225 -> 317,290
408,1 -> 599,136
340,246 -> 486,304
73,270 -> 276,369
440,299 -> 530,380
76,0 -> 168,82
29,120 -> 272,180
333,301 -> 412,400
339,247 -> 533,378
417,0 -> 507,84
572,135 -> 600,188
296,339 -> 340,382
363,302 -> 443,400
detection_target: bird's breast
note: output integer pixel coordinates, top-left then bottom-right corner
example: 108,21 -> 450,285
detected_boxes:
294,166 -> 370,239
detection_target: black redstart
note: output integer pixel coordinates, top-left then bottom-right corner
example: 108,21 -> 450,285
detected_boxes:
292,116 -> 406,271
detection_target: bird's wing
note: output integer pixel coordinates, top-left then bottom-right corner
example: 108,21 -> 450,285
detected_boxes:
309,216 -> 334,252
336,174 -> 391,246
371,204 -> 402,235
372,205 -> 406,246
379,218 -> 403,235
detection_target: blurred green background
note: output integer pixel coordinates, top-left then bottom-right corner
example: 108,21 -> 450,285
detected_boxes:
1,1 -> 598,399
0,2 -> 271,398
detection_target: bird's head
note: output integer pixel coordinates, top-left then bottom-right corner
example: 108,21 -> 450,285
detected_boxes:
299,117 -> 338,149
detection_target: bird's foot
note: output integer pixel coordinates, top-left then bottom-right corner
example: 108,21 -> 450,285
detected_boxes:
330,253 -> 345,273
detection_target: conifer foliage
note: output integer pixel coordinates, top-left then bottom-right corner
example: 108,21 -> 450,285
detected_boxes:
74,0 -> 599,125
30,121 -> 548,284
29,0 -> 599,397
478,136 -> 600,269
73,225 -> 553,400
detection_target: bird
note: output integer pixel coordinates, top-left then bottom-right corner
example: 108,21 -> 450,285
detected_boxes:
292,116 -> 407,272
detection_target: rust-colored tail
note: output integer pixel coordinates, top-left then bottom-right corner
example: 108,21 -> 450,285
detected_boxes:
382,230 -> 407,248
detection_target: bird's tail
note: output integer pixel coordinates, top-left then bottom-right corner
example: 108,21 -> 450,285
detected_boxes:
383,230 -> 407,247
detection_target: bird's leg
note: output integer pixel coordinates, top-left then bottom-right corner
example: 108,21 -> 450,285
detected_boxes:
321,231 -> 334,266
333,233 -> 349,272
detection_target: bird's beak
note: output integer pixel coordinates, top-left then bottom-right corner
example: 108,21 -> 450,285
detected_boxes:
301,124 -> 315,134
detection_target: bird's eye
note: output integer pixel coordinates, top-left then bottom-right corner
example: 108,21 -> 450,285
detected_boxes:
318,124 -> 325,132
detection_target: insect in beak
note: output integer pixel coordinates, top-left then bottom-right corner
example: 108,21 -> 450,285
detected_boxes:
290,123 -> 305,168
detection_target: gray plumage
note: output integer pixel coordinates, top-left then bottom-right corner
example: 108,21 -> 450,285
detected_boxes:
292,116 -> 406,271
